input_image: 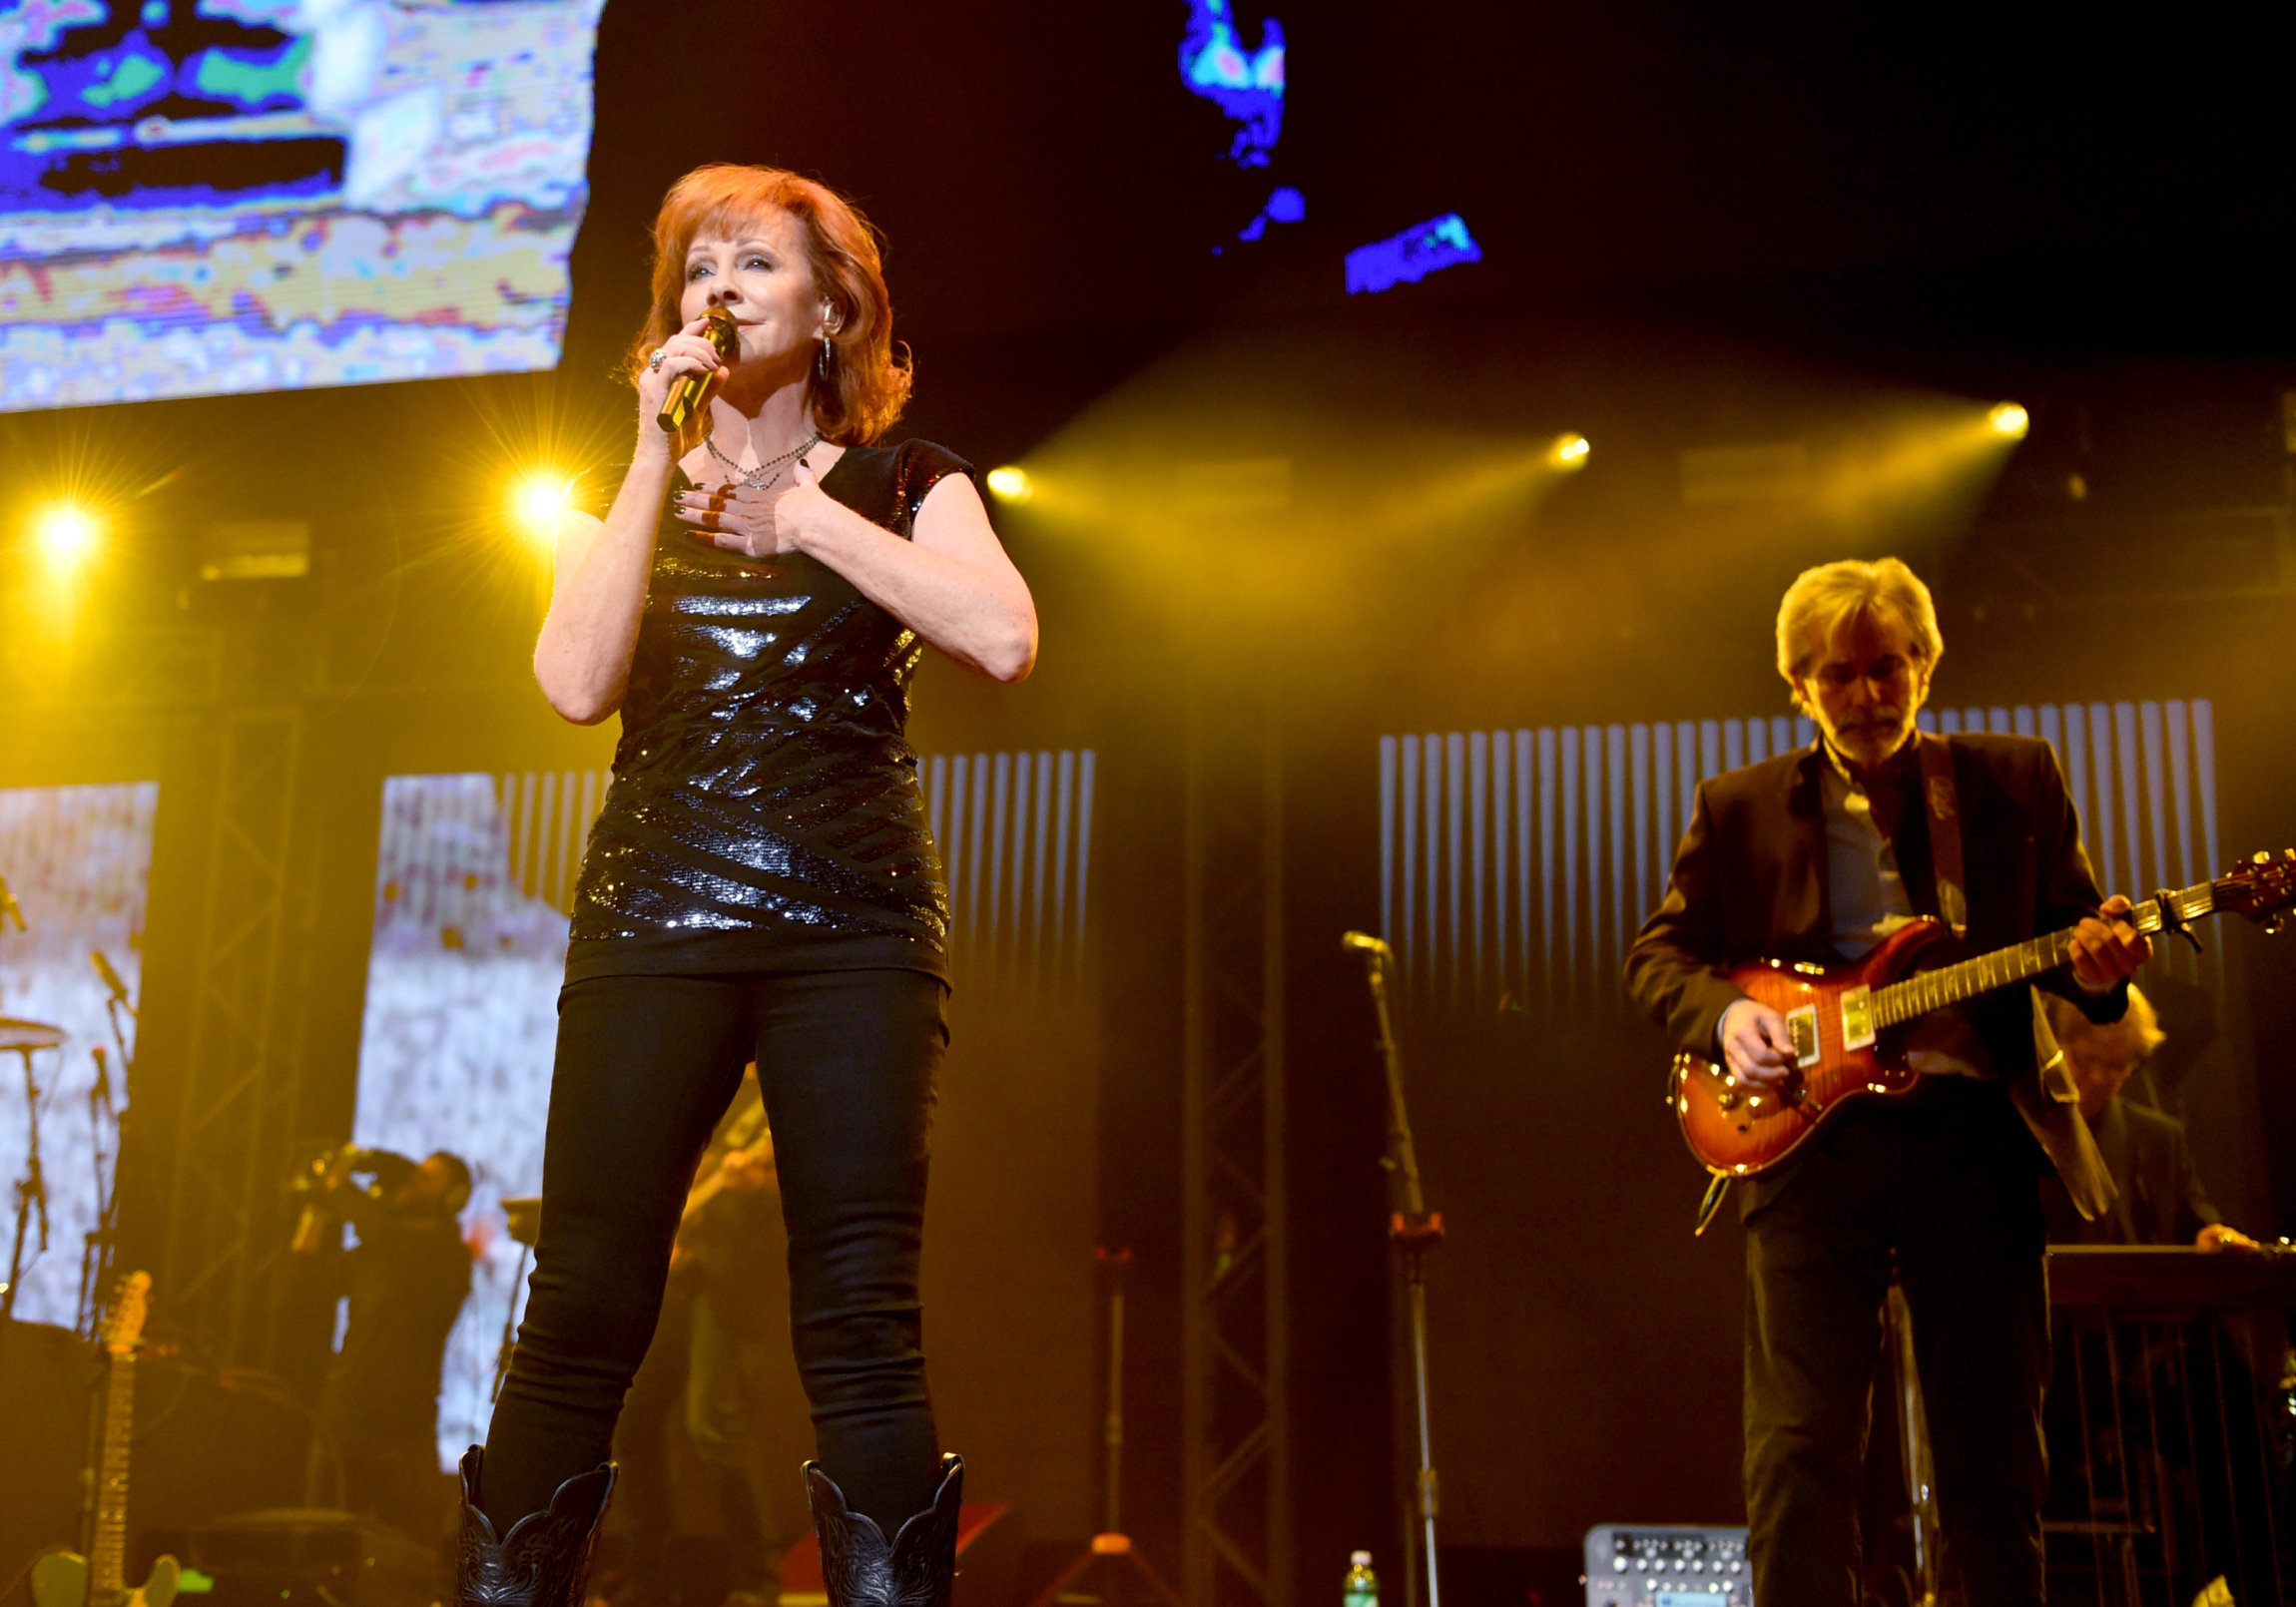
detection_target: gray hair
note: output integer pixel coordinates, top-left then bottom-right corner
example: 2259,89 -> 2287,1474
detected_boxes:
1775,557 -> 1945,711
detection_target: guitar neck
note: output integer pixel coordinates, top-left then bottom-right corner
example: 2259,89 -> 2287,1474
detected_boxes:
91,1351 -> 135,1602
1871,881 -> 2214,1028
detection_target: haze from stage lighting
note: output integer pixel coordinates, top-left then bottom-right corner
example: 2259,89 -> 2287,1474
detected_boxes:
981,315 -> 2057,699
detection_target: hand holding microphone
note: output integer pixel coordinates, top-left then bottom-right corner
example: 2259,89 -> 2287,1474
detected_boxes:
649,307 -> 740,436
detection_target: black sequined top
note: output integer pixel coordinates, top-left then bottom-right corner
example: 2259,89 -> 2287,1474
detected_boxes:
564,439 -> 966,984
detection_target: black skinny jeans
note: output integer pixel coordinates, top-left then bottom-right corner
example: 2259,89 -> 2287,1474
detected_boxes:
480,968 -> 947,1534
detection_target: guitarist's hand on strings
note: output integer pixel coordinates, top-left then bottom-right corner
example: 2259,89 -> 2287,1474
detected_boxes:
1718,998 -> 1800,1088
2068,894 -> 2151,991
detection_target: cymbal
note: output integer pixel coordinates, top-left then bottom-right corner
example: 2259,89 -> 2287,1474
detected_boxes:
0,1016 -> 64,1052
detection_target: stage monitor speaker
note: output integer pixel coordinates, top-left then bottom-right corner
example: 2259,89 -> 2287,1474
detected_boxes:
1582,1525 -> 1749,1607
177,1510 -> 441,1607
778,1500 -> 1018,1607
0,1321 -> 102,1594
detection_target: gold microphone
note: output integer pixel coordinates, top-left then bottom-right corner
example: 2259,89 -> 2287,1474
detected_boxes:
655,307 -> 740,434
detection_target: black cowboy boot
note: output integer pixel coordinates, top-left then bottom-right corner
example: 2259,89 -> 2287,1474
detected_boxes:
456,1446 -> 618,1607
803,1454 -> 963,1607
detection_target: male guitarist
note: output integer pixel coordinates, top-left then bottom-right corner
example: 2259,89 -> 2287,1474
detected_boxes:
1623,557 -> 2151,1606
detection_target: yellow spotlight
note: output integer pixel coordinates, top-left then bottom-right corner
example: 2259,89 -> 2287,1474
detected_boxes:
33,502 -> 102,571
1546,433 -> 1591,470
1988,401 -> 2029,439
985,465 -> 1033,503
511,472 -> 572,540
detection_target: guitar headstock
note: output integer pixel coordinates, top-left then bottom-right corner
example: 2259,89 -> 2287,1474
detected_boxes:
2217,850 -> 2296,935
104,1270 -> 152,1357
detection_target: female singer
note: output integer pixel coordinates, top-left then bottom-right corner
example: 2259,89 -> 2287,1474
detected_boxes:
456,164 -> 1036,1607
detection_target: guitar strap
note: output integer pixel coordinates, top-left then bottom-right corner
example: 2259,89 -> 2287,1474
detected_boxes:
1917,734 -> 2118,1219
1915,733 -> 1968,941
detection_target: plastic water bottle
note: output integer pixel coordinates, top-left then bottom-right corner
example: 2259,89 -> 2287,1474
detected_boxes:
1343,1551 -> 1379,1607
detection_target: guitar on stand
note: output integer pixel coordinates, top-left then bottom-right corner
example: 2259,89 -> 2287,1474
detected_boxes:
1671,851 -> 2296,1180
31,1272 -> 181,1607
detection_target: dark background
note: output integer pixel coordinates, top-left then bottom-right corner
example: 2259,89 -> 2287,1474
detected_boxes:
5,2 -> 2296,1602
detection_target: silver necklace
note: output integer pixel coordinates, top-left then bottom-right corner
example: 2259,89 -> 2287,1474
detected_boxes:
705,430 -> 820,489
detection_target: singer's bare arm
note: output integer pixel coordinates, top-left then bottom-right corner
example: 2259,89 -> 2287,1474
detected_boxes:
533,459 -> 672,725
533,317 -> 728,724
782,465 -> 1036,683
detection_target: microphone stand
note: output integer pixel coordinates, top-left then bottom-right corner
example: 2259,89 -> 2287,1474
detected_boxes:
1024,1247 -> 1184,1607
84,952 -> 137,1338
5,1043 -> 52,1324
77,1047 -> 116,1337
1347,934 -> 1442,1607
492,1243 -> 529,1404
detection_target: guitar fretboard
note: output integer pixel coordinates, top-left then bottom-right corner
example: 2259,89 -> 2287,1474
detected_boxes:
92,1351 -> 134,1602
1870,882 -> 2214,1029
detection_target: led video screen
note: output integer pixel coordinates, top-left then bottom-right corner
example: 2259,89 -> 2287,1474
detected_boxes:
353,770 -> 594,1467
0,0 -> 603,412
0,781 -> 157,1333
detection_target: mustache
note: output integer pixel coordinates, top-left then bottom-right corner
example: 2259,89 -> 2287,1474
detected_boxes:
1833,713 -> 1910,742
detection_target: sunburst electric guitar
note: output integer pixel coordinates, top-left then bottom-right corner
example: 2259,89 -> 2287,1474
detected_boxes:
1672,851 -> 2296,1178
32,1273 -> 181,1607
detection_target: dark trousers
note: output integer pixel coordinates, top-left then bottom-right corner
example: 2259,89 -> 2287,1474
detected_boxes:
480,968 -> 948,1534
1743,1079 -> 2051,1606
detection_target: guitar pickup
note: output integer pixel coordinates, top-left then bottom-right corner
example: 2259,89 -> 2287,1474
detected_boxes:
1840,986 -> 1875,1051
1786,1004 -> 1820,1067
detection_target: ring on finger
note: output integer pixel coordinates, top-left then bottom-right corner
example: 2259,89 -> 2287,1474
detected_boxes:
648,347 -> 667,371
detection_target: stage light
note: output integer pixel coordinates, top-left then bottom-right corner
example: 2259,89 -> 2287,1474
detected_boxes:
986,466 -> 1033,503
1989,401 -> 2029,439
1345,212 -> 1481,295
32,502 -> 101,570
1547,433 -> 1591,470
511,472 -> 572,540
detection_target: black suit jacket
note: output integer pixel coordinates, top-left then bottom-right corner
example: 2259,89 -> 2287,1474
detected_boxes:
1623,731 -> 2127,1213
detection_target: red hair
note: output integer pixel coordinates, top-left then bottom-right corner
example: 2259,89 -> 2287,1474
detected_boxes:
624,165 -> 910,445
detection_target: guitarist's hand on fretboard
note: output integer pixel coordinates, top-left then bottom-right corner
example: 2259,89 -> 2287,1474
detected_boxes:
2197,1223 -> 2264,1255
2066,893 -> 2152,991
1719,998 -> 1799,1088
1671,852 -> 2295,1182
